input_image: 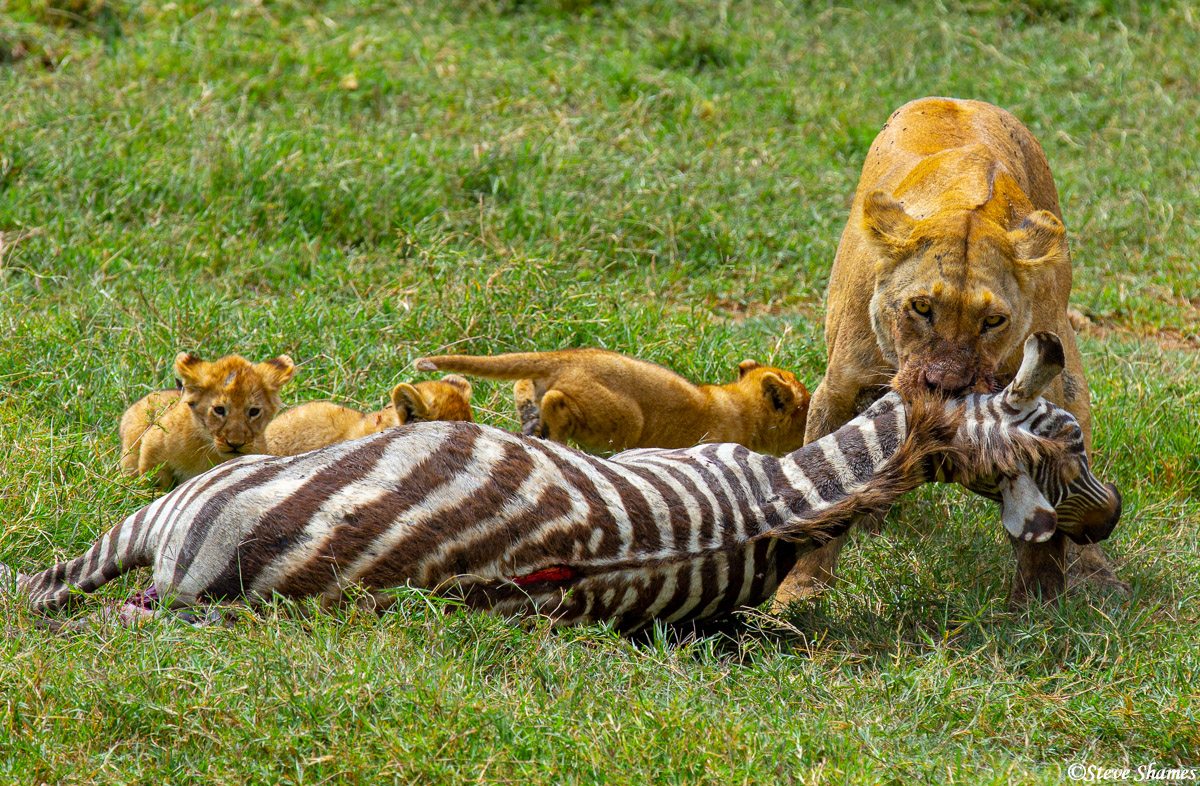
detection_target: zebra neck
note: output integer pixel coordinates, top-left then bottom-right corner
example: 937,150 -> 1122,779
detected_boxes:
761,392 -> 909,537
780,392 -> 906,491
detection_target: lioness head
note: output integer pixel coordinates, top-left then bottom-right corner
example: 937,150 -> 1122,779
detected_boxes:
862,190 -> 1068,396
735,360 -> 811,455
175,352 -> 296,456
385,374 -> 475,426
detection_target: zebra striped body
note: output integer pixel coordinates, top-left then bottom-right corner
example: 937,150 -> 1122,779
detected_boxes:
2,334 -> 1120,631
5,393 -> 924,631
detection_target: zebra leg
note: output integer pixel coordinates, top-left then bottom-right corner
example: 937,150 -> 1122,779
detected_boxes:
1,508 -> 153,614
7,540 -> 148,613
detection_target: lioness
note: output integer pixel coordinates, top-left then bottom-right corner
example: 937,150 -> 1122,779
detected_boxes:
776,97 -> 1122,605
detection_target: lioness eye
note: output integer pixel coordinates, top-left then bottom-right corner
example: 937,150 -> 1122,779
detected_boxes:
212,406 -> 226,416
911,299 -> 932,317
248,407 -> 261,418
983,314 -> 1007,329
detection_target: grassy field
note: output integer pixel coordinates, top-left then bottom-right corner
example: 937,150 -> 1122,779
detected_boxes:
2,0 -> 1199,782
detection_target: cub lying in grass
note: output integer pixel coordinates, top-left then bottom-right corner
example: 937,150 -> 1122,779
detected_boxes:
119,352 -> 296,490
415,349 -> 810,455
265,375 -> 474,456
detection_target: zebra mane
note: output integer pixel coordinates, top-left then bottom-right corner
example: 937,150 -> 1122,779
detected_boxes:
764,392 -> 965,545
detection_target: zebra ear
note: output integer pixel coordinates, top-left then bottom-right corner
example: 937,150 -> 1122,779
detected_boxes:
1002,332 -> 1065,411
999,474 -> 1058,543
392,383 -> 431,423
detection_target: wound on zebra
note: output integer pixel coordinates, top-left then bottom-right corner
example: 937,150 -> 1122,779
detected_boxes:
265,374 -> 475,457
414,348 -> 811,456
3,333 -> 1119,632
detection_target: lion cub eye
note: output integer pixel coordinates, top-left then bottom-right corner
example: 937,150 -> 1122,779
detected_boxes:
247,407 -> 261,418
983,314 -> 1007,330
910,299 -> 932,318
212,406 -> 226,417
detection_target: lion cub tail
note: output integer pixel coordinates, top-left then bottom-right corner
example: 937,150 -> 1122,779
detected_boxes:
414,352 -> 561,381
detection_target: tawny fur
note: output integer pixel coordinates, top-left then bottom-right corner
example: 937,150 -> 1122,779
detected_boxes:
265,375 -> 474,456
119,352 -> 295,490
415,349 -> 810,455
782,96 -> 1111,604
807,97 -> 1091,444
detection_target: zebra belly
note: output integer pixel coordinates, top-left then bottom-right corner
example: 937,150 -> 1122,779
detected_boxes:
417,537 -> 796,631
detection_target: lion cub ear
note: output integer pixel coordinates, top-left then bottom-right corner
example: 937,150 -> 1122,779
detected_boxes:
1009,211 -> 1068,284
737,359 -> 762,380
392,383 -> 431,424
759,372 -> 797,412
440,374 -> 472,398
862,190 -> 916,266
255,355 -> 297,390
174,352 -> 207,390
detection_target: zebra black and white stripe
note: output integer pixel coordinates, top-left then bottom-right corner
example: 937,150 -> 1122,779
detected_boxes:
1,333 -> 1120,631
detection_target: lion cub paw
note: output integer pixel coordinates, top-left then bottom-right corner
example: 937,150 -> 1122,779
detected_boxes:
513,380 -> 548,438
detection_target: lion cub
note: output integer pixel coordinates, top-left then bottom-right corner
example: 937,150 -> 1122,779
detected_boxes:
120,352 -> 296,490
265,375 -> 474,456
415,349 -> 810,455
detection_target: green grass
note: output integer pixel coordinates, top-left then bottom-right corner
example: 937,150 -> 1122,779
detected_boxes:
2,0 -> 1199,781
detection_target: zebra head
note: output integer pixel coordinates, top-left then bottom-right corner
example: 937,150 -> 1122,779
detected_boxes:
952,331 -> 1122,545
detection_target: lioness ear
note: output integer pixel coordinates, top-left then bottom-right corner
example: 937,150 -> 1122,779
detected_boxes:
1009,211 -> 1068,284
862,190 -> 916,264
737,359 -> 761,380
255,355 -> 296,390
392,383 -> 431,424
441,374 -> 472,398
174,352 -> 206,389
760,372 -> 795,412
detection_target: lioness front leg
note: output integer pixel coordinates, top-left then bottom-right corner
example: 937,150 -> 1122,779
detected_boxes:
1009,531 -> 1067,605
773,374 -> 866,608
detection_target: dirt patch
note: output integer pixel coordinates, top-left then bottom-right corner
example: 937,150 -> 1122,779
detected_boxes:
1068,307 -> 1200,352
708,298 -> 822,323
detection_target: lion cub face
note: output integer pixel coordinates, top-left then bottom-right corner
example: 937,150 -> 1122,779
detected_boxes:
862,191 -> 1067,396
734,360 -> 811,455
381,375 -> 474,427
175,352 -> 296,456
